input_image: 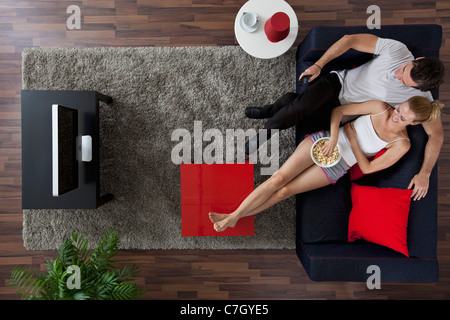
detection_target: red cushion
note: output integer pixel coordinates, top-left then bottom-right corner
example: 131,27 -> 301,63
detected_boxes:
348,184 -> 413,257
350,149 -> 387,181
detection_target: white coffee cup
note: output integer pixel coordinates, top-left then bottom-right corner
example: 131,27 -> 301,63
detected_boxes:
243,12 -> 258,28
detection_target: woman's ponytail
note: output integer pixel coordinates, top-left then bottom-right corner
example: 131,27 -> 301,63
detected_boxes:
407,96 -> 443,123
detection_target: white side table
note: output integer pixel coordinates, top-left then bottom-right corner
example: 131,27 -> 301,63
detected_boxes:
234,0 -> 299,59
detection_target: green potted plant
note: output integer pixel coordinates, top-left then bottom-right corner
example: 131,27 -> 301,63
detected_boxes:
9,228 -> 145,300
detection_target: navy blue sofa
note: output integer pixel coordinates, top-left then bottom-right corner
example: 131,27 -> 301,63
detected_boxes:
295,25 -> 442,282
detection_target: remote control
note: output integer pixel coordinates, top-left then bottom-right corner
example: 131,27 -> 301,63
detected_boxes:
300,75 -> 311,86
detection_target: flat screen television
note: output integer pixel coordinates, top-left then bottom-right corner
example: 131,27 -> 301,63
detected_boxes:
52,104 -> 92,197
52,104 -> 79,196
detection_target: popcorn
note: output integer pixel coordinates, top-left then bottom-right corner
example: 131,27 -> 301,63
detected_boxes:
312,138 -> 340,166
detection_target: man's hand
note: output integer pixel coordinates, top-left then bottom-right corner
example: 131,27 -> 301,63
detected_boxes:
408,173 -> 430,201
298,64 -> 322,82
408,117 -> 443,201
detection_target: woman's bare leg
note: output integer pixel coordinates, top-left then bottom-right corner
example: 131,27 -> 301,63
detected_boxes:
210,164 -> 331,231
209,137 -> 321,231
237,164 -> 331,219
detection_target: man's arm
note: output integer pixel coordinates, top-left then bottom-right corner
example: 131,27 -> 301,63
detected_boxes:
408,118 -> 444,201
299,34 -> 379,81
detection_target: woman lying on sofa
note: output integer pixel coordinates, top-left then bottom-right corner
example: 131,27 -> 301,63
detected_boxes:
209,96 -> 443,232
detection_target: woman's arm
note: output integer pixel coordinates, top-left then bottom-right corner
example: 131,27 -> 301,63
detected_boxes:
322,100 -> 389,157
321,105 -> 342,157
344,122 -> 410,174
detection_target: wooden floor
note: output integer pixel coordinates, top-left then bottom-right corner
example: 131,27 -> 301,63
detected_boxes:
1,0 -> 450,301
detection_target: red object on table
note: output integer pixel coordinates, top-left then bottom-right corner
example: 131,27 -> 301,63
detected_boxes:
264,12 -> 290,42
180,163 -> 255,237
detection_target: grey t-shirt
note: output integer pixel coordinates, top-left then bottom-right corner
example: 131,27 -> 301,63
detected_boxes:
333,38 -> 433,106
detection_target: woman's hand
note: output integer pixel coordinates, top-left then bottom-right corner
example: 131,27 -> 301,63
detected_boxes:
322,136 -> 338,158
298,63 -> 322,82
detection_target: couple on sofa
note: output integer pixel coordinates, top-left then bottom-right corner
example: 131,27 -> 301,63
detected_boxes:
209,33 -> 445,233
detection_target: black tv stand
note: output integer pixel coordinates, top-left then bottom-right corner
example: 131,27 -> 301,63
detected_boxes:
22,90 -> 114,209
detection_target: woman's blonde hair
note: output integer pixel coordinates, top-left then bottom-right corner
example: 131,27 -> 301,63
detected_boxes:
408,96 -> 444,123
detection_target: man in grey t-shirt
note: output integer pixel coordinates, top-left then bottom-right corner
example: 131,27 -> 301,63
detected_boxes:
334,37 -> 433,106
245,34 -> 444,201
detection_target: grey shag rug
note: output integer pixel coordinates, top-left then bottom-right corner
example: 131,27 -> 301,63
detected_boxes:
22,46 -> 297,250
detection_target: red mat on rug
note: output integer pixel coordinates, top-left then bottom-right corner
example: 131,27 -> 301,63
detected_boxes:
180,163 -> 255,237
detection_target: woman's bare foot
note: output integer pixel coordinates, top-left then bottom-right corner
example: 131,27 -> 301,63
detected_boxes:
209,212 -> 238,232
208,212 -> 229,223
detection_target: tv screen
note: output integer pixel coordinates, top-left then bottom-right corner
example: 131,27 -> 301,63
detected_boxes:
52,104 -> 79,196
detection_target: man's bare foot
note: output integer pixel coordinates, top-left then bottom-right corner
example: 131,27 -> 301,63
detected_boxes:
209,212 -> 238,232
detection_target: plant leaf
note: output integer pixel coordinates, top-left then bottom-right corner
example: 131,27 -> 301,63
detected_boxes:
8,266 -> 46,300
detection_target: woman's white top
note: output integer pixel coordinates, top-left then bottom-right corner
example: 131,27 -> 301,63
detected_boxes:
338,107 -> 409,167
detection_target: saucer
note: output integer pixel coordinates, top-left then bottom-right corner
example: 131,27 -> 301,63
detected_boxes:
240,12 -> 259,33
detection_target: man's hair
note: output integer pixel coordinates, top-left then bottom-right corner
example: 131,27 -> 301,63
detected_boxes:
410,57 -> 445,92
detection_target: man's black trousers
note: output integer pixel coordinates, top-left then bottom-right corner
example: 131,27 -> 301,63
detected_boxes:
260,72 -> 342,134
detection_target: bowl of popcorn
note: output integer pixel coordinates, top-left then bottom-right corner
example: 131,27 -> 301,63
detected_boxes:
311,137 -> 341,167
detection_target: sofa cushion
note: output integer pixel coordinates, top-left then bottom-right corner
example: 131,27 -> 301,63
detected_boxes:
348,184 -> 412,257
296,241 -> 439,282
296,173 -> 352,244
